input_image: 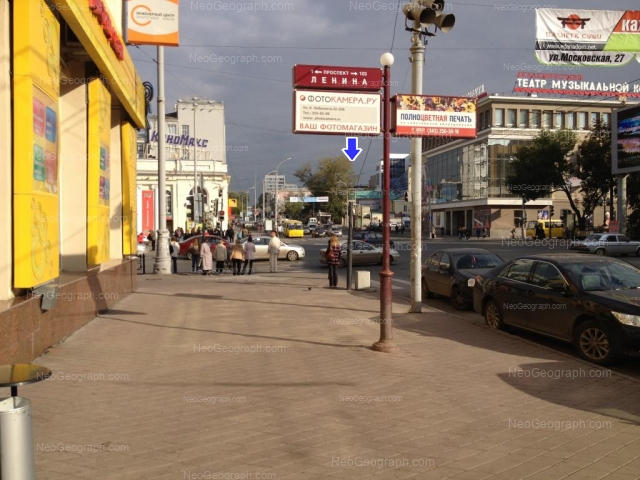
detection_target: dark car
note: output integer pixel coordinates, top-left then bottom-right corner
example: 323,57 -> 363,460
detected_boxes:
470,254 -> 640,366
179,235 -> 230,259
352,231 -> 395,249
312,226 -> 330,238
422,249 -> 504,310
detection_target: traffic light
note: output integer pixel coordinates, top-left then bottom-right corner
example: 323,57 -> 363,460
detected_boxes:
403,1 -> 455,34
550,206 -> 555,218
186,195 -> 194,221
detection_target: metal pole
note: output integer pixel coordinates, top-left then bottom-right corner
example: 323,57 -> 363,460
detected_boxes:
0,397 -> 35,480
409,28 -> 423,313
618,174 -> 627,235
347,199 -> 353,290
373,59 -> 396,353
521,196 -> 526,238
153,46 -> 171,274
262,178 -> 265,224
275,158 -> 290,232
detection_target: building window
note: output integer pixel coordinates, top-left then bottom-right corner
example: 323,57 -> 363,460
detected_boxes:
137,143 -> 145,158
494,109 -> 504,127
542,111 -> 552,128
565,112 -> 575,129
478,111 -> 484,130
518,110 -> 528,128
484,110 -> 491,129
182,125 -> 189,137
554,112 -> 564,129
590,112 -> 599,127
602,113 -> 611,126
166,190 -> 172,216
578,112 -> 587,129
168,124 -> 177,135
531,110 -> 541,128
507,109 -> 516,128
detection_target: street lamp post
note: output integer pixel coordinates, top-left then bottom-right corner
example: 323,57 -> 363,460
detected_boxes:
372,52 -> 396,353
274,158 -> 291,233
337,180 -> 353,290
248,187 -> 255,222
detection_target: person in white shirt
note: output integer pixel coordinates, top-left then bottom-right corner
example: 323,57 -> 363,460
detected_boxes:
267,231 -> 281,273
170,237 -> 180,274
242,236 -> 256,275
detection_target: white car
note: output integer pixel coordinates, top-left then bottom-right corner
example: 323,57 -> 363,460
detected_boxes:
239,236 -> 305,261
570,234 -> 640,256
331,227 -> 343,237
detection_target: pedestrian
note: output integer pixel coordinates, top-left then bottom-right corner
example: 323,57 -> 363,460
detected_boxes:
200,239 -> 213,275
441,226 -> 445,237
242,236 -> 255,275
432,226 -> 436,239
189,238 -> 201,273
226,226 -> 234,243
466,228 -> 471,240
138,232 -> 145,244
150,230 -> 157,250
268,230 -> 281,273
395,224 -> 399,234
214,239 -> 227,274
278,223 -> 284,238
511,227 -> 516,239
241,225 -> 249,238
482,227 -> 487,239
458,227 -> 462,239
170,236 -> 180,274
326,234 -> 342,288
476,227 -> 481,239
400,224 -> 405,235
230,239 -> 244,276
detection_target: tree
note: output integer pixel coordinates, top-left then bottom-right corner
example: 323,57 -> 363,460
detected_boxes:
283,195 -> 303,219
506,127 -> 615,231
294,156 -> 355,222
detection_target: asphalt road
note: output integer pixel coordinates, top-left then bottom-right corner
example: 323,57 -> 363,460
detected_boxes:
293,233 -> 640,380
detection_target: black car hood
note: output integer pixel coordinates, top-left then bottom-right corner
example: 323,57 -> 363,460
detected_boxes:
586,289 -> 640,314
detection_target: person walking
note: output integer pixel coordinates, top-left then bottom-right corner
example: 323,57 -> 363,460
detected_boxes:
241,225 -> 249,239
170,236 -> 180,274
200,239 -> 213,275
230,239 -> 244,276
431,226 -> 437,239
150,230 -> 157,250
225,226 -> 234,243
441,226 -> 445,237
189,238 -> 201,273
400,224 -> 405,235
326,235 -> 342,288
214,239 -> 227,274
242,236 -> 256,275
476,227 -> 481,239
268,231 -> 281,273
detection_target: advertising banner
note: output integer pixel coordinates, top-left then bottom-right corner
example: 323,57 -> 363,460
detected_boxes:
293,65 -> 383,91
87,79 -> 112,265
13,0 -> 61,288
612,103 -> 640,174
392,95 -> 477,138
515,72 -> 640,97
293,90 -> 381,135
125,0 -> 180,46
535,9 -> 640,66
141,190 -> 155,232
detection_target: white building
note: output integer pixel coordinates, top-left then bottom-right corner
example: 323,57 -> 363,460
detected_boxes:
137,99 -> 231,234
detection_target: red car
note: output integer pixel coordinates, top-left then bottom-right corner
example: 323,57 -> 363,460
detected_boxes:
178,235 -> 230,259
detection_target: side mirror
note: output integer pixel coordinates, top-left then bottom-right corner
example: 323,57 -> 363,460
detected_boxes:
440,264 -> 450,272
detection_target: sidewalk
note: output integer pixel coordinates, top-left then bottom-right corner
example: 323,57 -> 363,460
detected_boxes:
24,266 -> 640,479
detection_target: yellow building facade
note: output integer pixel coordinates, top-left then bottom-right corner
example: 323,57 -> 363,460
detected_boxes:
1,0 -> 146,363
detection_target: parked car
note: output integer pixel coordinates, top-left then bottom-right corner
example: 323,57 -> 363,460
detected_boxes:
569,233 -> 640,256
422,249 -> 504,310
179,236 -> 230,260
352,231 -> 395,249
470,254 -> 640,365
319,241 -> 399,267
239,236 -> 305,261
331,226 -> 343,237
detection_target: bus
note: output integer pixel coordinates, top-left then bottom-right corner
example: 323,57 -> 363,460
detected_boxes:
526,219 -> 565,239
284,220 -> 304,238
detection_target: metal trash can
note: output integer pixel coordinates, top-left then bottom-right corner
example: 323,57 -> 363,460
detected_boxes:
0,397 -> 35,480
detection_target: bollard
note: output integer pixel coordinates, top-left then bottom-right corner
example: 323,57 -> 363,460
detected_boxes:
0,397 -> 35,480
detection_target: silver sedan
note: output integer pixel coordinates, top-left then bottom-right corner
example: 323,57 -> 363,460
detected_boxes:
240,236 -> 305,261
570,234 -> 640,256
320,241 -> 399,267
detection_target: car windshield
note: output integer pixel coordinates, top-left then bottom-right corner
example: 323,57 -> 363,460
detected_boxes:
453,253 -> 502,269
562,261 -> 640,291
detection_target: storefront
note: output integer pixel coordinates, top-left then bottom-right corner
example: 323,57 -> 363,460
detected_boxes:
1,0 -> 146,363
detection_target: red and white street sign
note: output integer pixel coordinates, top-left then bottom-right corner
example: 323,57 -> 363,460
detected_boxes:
293,65 -> 383,91
293,90 -> 381,136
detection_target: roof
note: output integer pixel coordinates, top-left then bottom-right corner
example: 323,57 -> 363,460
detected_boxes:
434,248 -> 494,254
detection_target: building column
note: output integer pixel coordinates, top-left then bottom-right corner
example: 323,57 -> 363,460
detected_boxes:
0,0 -> 12,299
59,62 -> 88,272
109,106 -> 123,260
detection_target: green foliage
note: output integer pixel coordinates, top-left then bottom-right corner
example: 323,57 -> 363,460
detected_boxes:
294,156 -> 355,221
283,195 -> 303,219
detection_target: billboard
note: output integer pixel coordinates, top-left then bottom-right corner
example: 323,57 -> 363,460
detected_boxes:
293,90 -> 381,135
391,95 -> 477,138
612,103 -> 640,174
293,65 -> 383,91
124,0 -> 179,46
515,72 -> 640,97
535,9 -> 640,66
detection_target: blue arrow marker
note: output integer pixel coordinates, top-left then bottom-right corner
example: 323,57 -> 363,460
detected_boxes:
342,137 -> 362,162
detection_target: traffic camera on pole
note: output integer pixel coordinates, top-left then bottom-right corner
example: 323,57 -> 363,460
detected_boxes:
403,0 -> 455,35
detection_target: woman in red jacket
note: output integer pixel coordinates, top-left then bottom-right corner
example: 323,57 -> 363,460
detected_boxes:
326,235 -> 343,289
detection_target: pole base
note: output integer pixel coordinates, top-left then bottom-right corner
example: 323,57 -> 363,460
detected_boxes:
371,339 -> 397,353
153,229 -> 172,275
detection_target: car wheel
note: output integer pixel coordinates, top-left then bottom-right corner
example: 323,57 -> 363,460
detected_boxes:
422,277 -> 434,299
339,257 -> 346,268
287,251 -> 298,261
574,321 -> 614,366
595,248 -> 606,256
450,286 -> 468,310
484,299 -> 504,330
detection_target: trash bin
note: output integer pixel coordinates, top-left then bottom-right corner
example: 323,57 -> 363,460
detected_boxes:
0,396 -> 35,480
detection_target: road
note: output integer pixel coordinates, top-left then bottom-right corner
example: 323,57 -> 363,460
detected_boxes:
292,232 -> 640,380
